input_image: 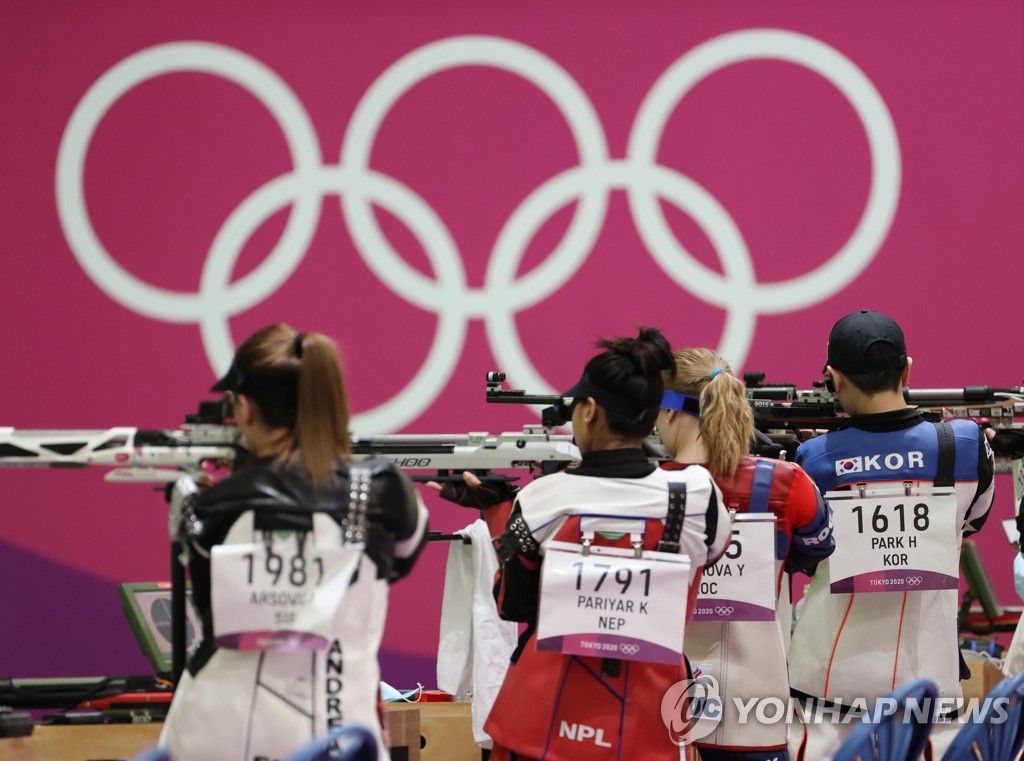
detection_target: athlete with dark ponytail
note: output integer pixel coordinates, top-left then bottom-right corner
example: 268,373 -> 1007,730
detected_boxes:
160,323 -> 428,761
482,326 -> 732,761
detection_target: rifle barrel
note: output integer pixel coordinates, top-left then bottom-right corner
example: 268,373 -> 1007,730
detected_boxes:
486,393 -> 566,406
905,386 -> 1024,404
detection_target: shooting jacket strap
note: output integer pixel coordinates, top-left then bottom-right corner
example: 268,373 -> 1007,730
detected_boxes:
342,465 -> 371,545
497,508 -> 540,562
749,458 -> 777,513
933,421 -> 969,687
658,482 -> 687,553
933,421 -> 956,488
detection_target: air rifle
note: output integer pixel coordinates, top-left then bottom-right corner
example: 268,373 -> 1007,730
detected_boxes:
744,371 -> 1024,465
0,396 -> 580,486
483,369 -> 1024,465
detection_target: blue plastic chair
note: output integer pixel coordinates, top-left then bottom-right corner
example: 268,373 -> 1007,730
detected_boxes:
285,724 -> 378,761
942,669 -> 1024,760
129,747 -> 171,761
834,678 -> 939,761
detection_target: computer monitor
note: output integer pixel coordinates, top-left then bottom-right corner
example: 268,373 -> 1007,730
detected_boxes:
118,582 -> 201,678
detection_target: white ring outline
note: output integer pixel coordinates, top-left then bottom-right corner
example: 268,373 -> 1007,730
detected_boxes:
56,42 -> 322,323
628,29 -> 900,313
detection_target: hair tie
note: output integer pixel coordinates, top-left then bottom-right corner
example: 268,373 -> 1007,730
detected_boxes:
709,368 -> 723,380
293,332 -> 304,358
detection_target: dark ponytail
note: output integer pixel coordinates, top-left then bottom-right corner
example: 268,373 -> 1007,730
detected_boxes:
584,326 -> 675,437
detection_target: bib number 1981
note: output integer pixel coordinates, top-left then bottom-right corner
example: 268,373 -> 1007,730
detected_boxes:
212,540 -> 361,651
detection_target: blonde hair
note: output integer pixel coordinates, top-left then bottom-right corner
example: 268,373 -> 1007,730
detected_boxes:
233,323 -> 351,487
665,348 -> 753,477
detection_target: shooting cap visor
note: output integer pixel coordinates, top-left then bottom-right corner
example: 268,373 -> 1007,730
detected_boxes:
561,377 -> 653,418
211,361 -> 244,393
825,309 -> 907,375
211,360 -> 298,408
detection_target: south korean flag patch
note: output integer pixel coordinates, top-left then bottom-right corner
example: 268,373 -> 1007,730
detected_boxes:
835,456 -> 863,476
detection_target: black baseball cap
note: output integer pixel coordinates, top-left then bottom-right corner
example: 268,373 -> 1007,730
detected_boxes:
825,310 -> 907,374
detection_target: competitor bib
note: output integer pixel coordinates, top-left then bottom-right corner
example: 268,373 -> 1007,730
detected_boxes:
825,485 -> 958,593
536,539 -> 691,664
212,534 -> 361,651
691,513 -> 776,622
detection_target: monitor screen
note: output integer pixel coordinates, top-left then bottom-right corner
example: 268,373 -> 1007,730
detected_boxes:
118,582 -> 201,678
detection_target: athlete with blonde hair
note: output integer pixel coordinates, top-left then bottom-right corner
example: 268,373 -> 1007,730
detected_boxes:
658,347 -> 835,761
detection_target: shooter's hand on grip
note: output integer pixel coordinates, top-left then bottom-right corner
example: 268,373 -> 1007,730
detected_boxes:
425,471 -> 518,538
987,426 -> 1024,458
426,471 -> 517,508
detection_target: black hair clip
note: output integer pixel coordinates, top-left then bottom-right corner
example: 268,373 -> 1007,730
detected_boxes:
293,332 -> 304,358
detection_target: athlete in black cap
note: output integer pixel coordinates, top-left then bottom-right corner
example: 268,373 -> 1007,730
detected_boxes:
787,310 -> 994,760
482,326 -> 732,760
160,323 -> 428,761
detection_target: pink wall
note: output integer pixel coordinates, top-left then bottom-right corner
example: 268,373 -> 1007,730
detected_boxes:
1,0 -> 1022,680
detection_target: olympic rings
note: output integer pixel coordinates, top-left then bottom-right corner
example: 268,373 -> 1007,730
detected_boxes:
714,606 -> 735,617
906,576 -> 924,586
619,643 -> 641,656
55,31 -> 900,433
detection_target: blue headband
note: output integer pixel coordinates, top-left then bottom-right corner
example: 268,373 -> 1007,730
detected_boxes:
661,390 -> 700,417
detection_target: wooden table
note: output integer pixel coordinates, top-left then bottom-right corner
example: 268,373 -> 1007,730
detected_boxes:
1,723 -> 163,761
1,704 -> 480,761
